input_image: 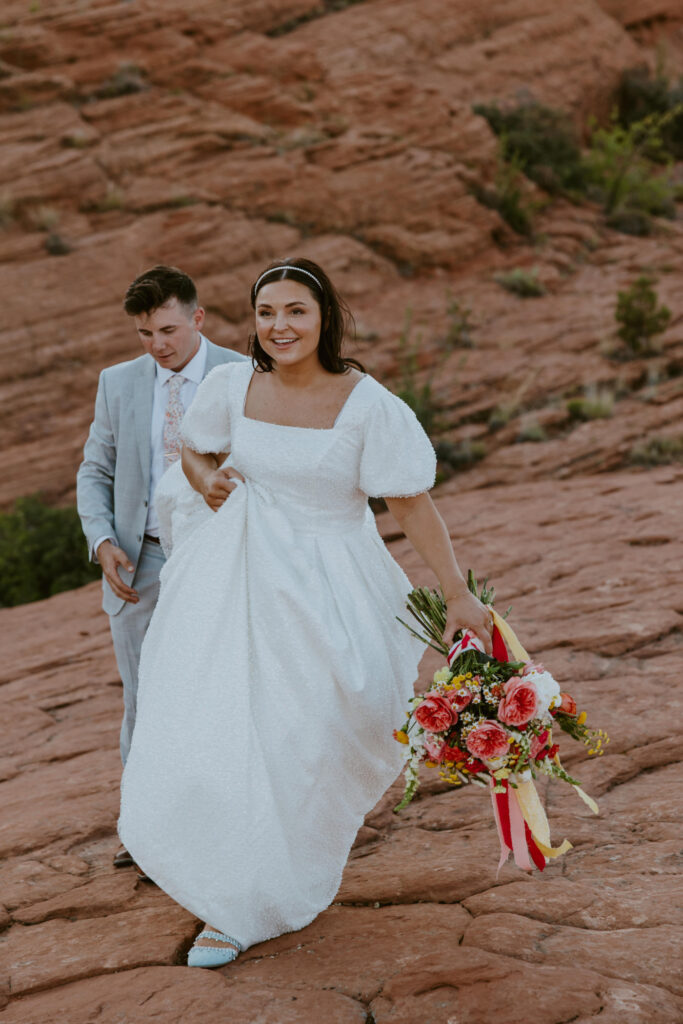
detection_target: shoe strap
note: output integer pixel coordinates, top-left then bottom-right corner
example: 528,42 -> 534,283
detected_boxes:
197,929 -> 242,949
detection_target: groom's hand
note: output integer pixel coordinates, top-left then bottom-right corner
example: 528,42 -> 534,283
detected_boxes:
97,540 -> 139,603
201,467 -> 245,511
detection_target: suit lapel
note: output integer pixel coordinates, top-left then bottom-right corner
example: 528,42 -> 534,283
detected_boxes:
133,356 -> 156,488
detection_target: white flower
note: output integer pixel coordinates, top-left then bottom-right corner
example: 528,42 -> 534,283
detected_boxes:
433,667 -> 451,684
528,669 -> 560,716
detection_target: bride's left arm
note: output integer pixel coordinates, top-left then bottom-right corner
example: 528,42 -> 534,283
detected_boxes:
181,446 -> 244,511
385,492 -> 493,653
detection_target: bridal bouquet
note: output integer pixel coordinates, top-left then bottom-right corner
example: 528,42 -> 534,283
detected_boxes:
393,573 -> 606,872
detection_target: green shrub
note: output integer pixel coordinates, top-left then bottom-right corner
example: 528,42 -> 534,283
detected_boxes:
629,435 -> 683,466
583,110 -> 678,229
434,439 -> 487,468
442,295 -> 475,349
92,62 -> 147,100
470,151 -> 536,236
566,386 -> 614,422
516,419 -> 548,443
494,267 -> 546,297
615,276 -> 671,356
0,495 -> 99,608
473,100 -> 585,195
617,66 -> 683,160
44,232 -> 72,255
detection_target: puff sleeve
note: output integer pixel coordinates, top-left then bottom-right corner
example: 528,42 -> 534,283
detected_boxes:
180,364 -> 233,454
358,382 -> 436,498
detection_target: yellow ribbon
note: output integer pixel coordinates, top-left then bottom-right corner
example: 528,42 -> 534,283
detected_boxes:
515,779 -> 573,859
490,608 -> 529,661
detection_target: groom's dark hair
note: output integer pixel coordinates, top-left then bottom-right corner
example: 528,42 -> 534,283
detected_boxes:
124,265 -> 198,316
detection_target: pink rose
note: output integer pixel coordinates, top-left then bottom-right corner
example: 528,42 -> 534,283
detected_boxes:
424,735 -> 466,764
466,720 -> 509,760
415,695 -> 457,733
498,677 -> 538,727
529,729 -> 550,760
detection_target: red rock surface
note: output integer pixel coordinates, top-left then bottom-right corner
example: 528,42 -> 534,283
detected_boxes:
1,1 -> 682,1022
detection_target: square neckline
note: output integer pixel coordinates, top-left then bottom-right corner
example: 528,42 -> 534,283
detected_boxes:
240,366 -> 368,432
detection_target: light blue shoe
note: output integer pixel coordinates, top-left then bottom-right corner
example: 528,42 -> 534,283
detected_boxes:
187,929 -> 242,968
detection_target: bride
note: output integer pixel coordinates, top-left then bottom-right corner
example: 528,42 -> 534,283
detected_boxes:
118,257 -> 492,968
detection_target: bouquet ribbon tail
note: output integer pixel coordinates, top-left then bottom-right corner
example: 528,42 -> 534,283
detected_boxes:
490,779 -> 572,873
490,609 -> 529,662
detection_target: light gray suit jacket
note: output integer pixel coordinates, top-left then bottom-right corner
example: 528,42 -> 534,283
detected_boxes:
77,338 -> 247,616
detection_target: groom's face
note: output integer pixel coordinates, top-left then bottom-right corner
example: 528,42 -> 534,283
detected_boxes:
135,297 -> 205,372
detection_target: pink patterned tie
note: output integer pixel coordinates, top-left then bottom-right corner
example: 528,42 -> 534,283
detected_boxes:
163,374 -> 186,467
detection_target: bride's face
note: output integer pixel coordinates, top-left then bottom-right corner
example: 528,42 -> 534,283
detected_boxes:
254,280 -> 322,367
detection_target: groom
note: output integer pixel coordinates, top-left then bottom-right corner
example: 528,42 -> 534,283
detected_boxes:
77,265 -> 246,867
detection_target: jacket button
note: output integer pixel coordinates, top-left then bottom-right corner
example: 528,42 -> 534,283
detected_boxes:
143,500 -> 148,508
137,534 -> 142,542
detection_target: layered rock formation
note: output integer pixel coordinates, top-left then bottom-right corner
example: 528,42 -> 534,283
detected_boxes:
1,1 -> 682,1022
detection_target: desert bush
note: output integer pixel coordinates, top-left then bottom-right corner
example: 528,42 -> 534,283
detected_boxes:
44,232 -> 72,255
516,419 -> 548,443
566,386 -> 614,422
615,276 -> 671,356
442,295 -> 475,349
629,435 -> 683,466
434,439 -> 487,469
470,151 -> 536,236
473,100 -> 586,195
0,495 -> 99,608
583,110 -> 678,232
617,66 -> 683,160
93,62 -> 147,100
494,267 -> 546,297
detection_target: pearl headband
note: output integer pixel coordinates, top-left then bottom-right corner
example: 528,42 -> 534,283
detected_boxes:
254,265 -> 323,295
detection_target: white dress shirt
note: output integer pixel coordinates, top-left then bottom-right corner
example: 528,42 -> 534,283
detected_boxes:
94,335 -> 208,555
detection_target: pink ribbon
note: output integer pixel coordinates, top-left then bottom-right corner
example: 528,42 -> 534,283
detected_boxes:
490,779 -> 546,873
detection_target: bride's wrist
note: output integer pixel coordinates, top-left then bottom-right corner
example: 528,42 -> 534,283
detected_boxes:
443,585 -> 469,603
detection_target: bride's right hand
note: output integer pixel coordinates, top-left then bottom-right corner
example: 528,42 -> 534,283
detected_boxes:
201,466 -> 245,511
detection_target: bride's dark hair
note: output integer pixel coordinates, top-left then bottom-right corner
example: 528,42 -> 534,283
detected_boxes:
249,257 -> 364,374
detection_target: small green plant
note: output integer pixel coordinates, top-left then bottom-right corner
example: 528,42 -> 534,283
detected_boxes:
395,309 -> 440,435
93,62 -> 147,100
615,276 -> 671,356
61,131 -> 93,149
494,267 -> 546,297
516,419 -> 548,443
92,185 -> 125,212
617,66 -> 683,160
434,439 -> 487,469
29,205 -> 60,231
583,109 -> 679,232
0,495 -> 99,608
473,100 -> 585,195
442,294 -> 475,348
629,435 -> 683,466
566,386 -> 614,422
470,150 -> 536,236
44,232 -> 72,255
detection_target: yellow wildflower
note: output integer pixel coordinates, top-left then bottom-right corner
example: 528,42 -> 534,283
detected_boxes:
577,711 -> 587,725
393,729 -> 409,745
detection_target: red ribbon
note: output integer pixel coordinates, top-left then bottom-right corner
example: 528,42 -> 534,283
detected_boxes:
490,779 -> 546,873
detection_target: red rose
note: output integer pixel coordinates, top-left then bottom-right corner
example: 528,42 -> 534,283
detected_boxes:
440,742 -> 467,764
498,678 -> 539,727
415,695 -> 458,733
529,729 -> 550,760
559,692 -> 577,716
466,720 -> 509,760
465,758 -> 486,773
451,689 -> 472,712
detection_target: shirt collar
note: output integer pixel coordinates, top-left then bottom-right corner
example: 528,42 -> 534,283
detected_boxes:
156,334 -> 208,386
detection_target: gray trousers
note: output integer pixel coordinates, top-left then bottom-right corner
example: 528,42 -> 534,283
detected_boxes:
109,538 -> 166,765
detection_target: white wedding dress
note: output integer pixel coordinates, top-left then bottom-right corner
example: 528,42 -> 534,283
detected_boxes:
118,361 -> 436,950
